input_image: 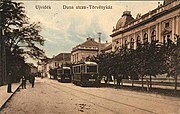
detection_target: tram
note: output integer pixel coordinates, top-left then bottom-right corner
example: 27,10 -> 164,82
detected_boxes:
72,61 -> 99,86
57,67 -> 71,83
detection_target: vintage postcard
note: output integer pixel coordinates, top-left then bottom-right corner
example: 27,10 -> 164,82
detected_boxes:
0,0 -> 180,114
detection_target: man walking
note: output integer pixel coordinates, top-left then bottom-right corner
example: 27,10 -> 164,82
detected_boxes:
31,75 -> 35,88
22,76 -> 26,89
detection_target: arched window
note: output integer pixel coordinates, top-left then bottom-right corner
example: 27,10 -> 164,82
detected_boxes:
151,30 -> 156,41
130,38 -> 134,49
125,40 -> 128,48
116,41 -> 119,44
136,35 -> 141,48
143,33 -> 148,43
163,34 -> 171,46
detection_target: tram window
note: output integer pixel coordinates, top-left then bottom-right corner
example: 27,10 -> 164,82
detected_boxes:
75,66 -> 80,73
87,66 -> 97,73
81,65 -> 85,73
64,69 -> 70,74
57,69 -> 62,75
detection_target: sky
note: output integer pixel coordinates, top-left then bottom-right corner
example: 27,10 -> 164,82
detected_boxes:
21,1 -> 163,63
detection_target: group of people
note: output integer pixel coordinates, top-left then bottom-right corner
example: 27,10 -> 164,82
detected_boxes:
103,75 -> 123,88
21,75 -> 35,89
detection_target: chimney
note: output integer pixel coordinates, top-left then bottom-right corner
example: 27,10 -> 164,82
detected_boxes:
87,37 -> 94,41
97,32 -> 102,54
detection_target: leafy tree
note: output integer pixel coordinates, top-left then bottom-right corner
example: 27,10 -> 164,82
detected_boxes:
165,34 -> 180,91
0,1 -> 45,92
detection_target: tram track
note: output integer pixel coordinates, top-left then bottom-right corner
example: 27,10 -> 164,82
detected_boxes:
46,83 -> 120,114
93,87 -> 180,106
48,81 -> 157,114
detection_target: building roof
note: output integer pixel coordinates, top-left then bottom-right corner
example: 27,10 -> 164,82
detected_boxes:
116,11 -> 134,30
50,53 -> 71,62
102,43 -> 112,52
72,37 -> 106,52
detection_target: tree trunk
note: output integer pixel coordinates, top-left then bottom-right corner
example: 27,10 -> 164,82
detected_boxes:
132,77 -> 134,87
141,75 -> 144,88
175,74 -> 177,91
150,75 -> 152,89
7,83 -> 12,93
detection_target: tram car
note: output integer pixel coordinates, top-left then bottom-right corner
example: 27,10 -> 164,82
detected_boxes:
57,67 -> 71,83
72,61 -> 99,86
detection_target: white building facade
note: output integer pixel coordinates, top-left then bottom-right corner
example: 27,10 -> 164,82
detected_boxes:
110,0 -> 180,51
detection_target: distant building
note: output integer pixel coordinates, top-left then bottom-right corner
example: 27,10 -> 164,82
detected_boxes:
110,0 -> 180,51
71,37 -> 107,64
37,57 -> 50,78
27,63 -> 38,75
101,42 -> 112,53
45,53 -> 71,78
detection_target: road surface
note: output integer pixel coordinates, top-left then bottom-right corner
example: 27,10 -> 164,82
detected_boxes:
0,78 -> 180,114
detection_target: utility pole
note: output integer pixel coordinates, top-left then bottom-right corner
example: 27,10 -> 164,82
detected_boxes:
97,32 -> 102,55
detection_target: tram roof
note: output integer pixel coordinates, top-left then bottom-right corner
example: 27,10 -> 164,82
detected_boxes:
62,67 -> 71,69
84,61 -> 97,65
73,61 -> 98,66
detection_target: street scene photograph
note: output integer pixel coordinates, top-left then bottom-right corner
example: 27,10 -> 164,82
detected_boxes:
0,0 -> 180,114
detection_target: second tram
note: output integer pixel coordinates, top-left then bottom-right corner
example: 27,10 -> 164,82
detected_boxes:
57,67 -> 72,83
72,61 -> 99,86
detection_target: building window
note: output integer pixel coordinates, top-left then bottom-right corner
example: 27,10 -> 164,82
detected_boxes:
136,35 -> 141,48
163,34 -> 171,46
55,62 -> 57,67
163,36 -> 166,45
130,38 -> 134,49
124,40 -> 128,48
165,22 -> 170,28
116,41 -> 119,44
143,33 -> 148,43
77,53 -> 78,62
151,30 -> 156,41
115,46 -> 117,50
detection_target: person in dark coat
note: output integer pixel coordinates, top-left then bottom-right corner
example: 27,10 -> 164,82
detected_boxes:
22,76 -> 26,89
117,74 -> 122,88
31,75 -> 35,88
96,75 -> 101,88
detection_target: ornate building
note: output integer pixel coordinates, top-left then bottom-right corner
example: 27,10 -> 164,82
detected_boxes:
110,0 -> 180,51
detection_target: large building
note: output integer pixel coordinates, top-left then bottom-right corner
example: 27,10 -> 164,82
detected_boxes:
110,0 -> 180,51
71,37 -> 108,64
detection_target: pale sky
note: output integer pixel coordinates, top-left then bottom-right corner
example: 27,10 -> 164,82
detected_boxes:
21,1 -> 163,63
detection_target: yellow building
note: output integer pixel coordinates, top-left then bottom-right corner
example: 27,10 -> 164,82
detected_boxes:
110,0 -> 180,51
71,37 -> 107,64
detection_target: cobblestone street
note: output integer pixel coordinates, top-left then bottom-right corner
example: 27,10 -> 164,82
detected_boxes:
0,78 -> 180,114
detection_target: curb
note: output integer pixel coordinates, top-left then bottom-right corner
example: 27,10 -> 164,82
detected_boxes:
0,83 -> 22,111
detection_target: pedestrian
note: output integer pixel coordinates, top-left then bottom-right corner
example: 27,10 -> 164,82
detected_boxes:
22,76 -> 26,89
96,76 -> 101,88
104,76 -> 108,84
117,74 -> 122,88
31,75 -> 35,88
117,75 -> 120,87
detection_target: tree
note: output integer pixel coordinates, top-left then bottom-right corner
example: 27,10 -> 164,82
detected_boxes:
165,34 -> 180,91
0,1 -> 45,92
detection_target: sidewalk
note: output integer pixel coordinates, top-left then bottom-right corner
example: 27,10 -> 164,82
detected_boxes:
0,83 -> 21,110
